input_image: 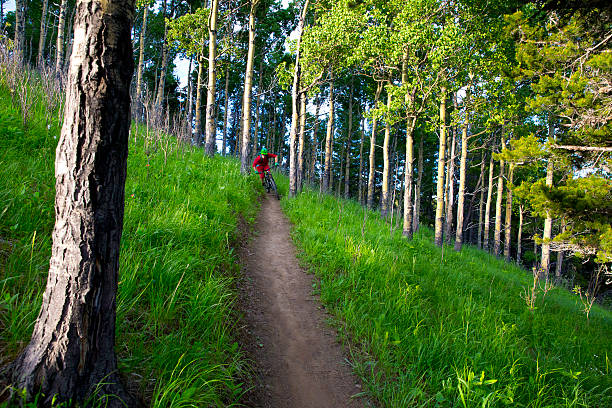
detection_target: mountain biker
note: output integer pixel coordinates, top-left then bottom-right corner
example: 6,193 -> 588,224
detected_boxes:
252,147 -> 278,186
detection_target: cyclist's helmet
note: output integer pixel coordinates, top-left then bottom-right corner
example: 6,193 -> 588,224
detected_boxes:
260,147 -> 268,155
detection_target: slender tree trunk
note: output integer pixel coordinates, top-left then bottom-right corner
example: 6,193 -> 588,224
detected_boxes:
434,87 -> 447,246
186,56 -> 194,138
344,79 -> 354,198
194,53 -> 205,143
9,1 -> 137,405
14,0 -> 26,65
37,0 -> 49,66
298,92 -> 307,192
155,0 -> 169,111
381,87 -> 392,218
541,158 -> 554,274
454,94 -> 469,251
367,82 -> 383,209
135,4 -> 148,119
555,219 -> 566,278
358,114 -> 365,204
477,154 -> 486,248
253,62 -> 264,160
493,137 -> 505,256
401,52 -> 414,237
412,134 -> 423,233
222,67 -> 230,155
483,153 -> 494,251
204,0 -> 219,156
504,163 -> 515,261
322,76 -> 335,192
309,100 -> 321,184
55,0 -> 68,71
445,94 -> 458,243
240,0 -> 258,173
517,204 -> 524,264
533,236 -> 539,270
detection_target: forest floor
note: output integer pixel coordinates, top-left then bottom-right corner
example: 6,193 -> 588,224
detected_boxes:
239,194 -> 366,408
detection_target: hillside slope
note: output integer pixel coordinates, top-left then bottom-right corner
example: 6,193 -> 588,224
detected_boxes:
281,186 -> 612,407
0,81 -> 260,406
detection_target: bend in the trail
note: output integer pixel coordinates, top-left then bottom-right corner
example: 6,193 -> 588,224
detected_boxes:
240,195 -> 366,408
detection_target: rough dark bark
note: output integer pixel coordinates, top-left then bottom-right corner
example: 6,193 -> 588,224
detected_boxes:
204,0 -> 219,156
9,1 -> 137,406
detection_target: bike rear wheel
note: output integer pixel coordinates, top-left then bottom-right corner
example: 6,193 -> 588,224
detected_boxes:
268,175 -> 280,200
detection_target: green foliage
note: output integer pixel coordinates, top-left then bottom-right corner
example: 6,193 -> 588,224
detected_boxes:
281,186 -> 612,407
0,78 -> 260,405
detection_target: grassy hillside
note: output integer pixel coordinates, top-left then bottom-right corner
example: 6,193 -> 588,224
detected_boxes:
0,79 -> 261,406
280,185 -> 612,407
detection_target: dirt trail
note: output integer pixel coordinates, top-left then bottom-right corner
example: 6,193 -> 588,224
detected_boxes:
240,196 -> 365,408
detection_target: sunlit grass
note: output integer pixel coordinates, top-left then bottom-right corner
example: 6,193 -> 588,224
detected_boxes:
0,79 -> 260,406
280,182 -> 612,408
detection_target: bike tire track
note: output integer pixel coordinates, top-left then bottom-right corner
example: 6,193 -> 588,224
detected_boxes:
240,195 -> 365,408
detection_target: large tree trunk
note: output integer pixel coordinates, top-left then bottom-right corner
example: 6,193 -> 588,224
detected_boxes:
483,153 -> 494,251
155,0 -> 169,111
541,158 -> 554,274
344,79 -> 354,199
493,137 -> 505,256
367,82 -> 383,209
380,88 -> 392,218
434,87 -> 447,246
240,0 -> 258,173
358,113 -> 365,205
477,153 -> 486,248
322,77 -> 335,192
454,95 -> 469,251
14,0 -> 26,65
135,3 -> 148,119
204,0 -> 219,156
37,0 -> 49,66
412,134 -> 423,233
504,163 -> 515,261
9,1 -> 137,405
445,94 -> 458,243
194,52 -> 205,143
298,92 -> 307,193
222,67 -> 230,155
309,99 -> 321,184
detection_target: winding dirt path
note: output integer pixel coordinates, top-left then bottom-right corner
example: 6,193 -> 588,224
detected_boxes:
240,196 -> 365,408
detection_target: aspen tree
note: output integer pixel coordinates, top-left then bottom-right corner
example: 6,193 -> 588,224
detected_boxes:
135,1 -> 149,119
240,0 -> 259,174
493,136 -> 505,256
367,82 -> 383,209
322,76 -> 335,192
504,163 -> 515,261
37,0 -> 49,66
434,87 -> 447,246
380,86 -> 392,218
344,79 -> 354,199
454,89 -> 470,251
205,0 -> 220,156
483,153 -> 494,250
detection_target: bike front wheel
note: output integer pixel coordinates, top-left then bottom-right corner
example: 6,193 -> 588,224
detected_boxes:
268,175 -> 280,200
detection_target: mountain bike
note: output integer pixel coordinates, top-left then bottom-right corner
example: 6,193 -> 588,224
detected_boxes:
257,167 -> 280,200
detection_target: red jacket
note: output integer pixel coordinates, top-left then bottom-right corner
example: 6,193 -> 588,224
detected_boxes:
253,153 -> 277,170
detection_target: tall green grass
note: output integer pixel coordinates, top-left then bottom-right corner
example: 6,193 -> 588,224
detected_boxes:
280,184 -> 612,407
0,77 -> 260,406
